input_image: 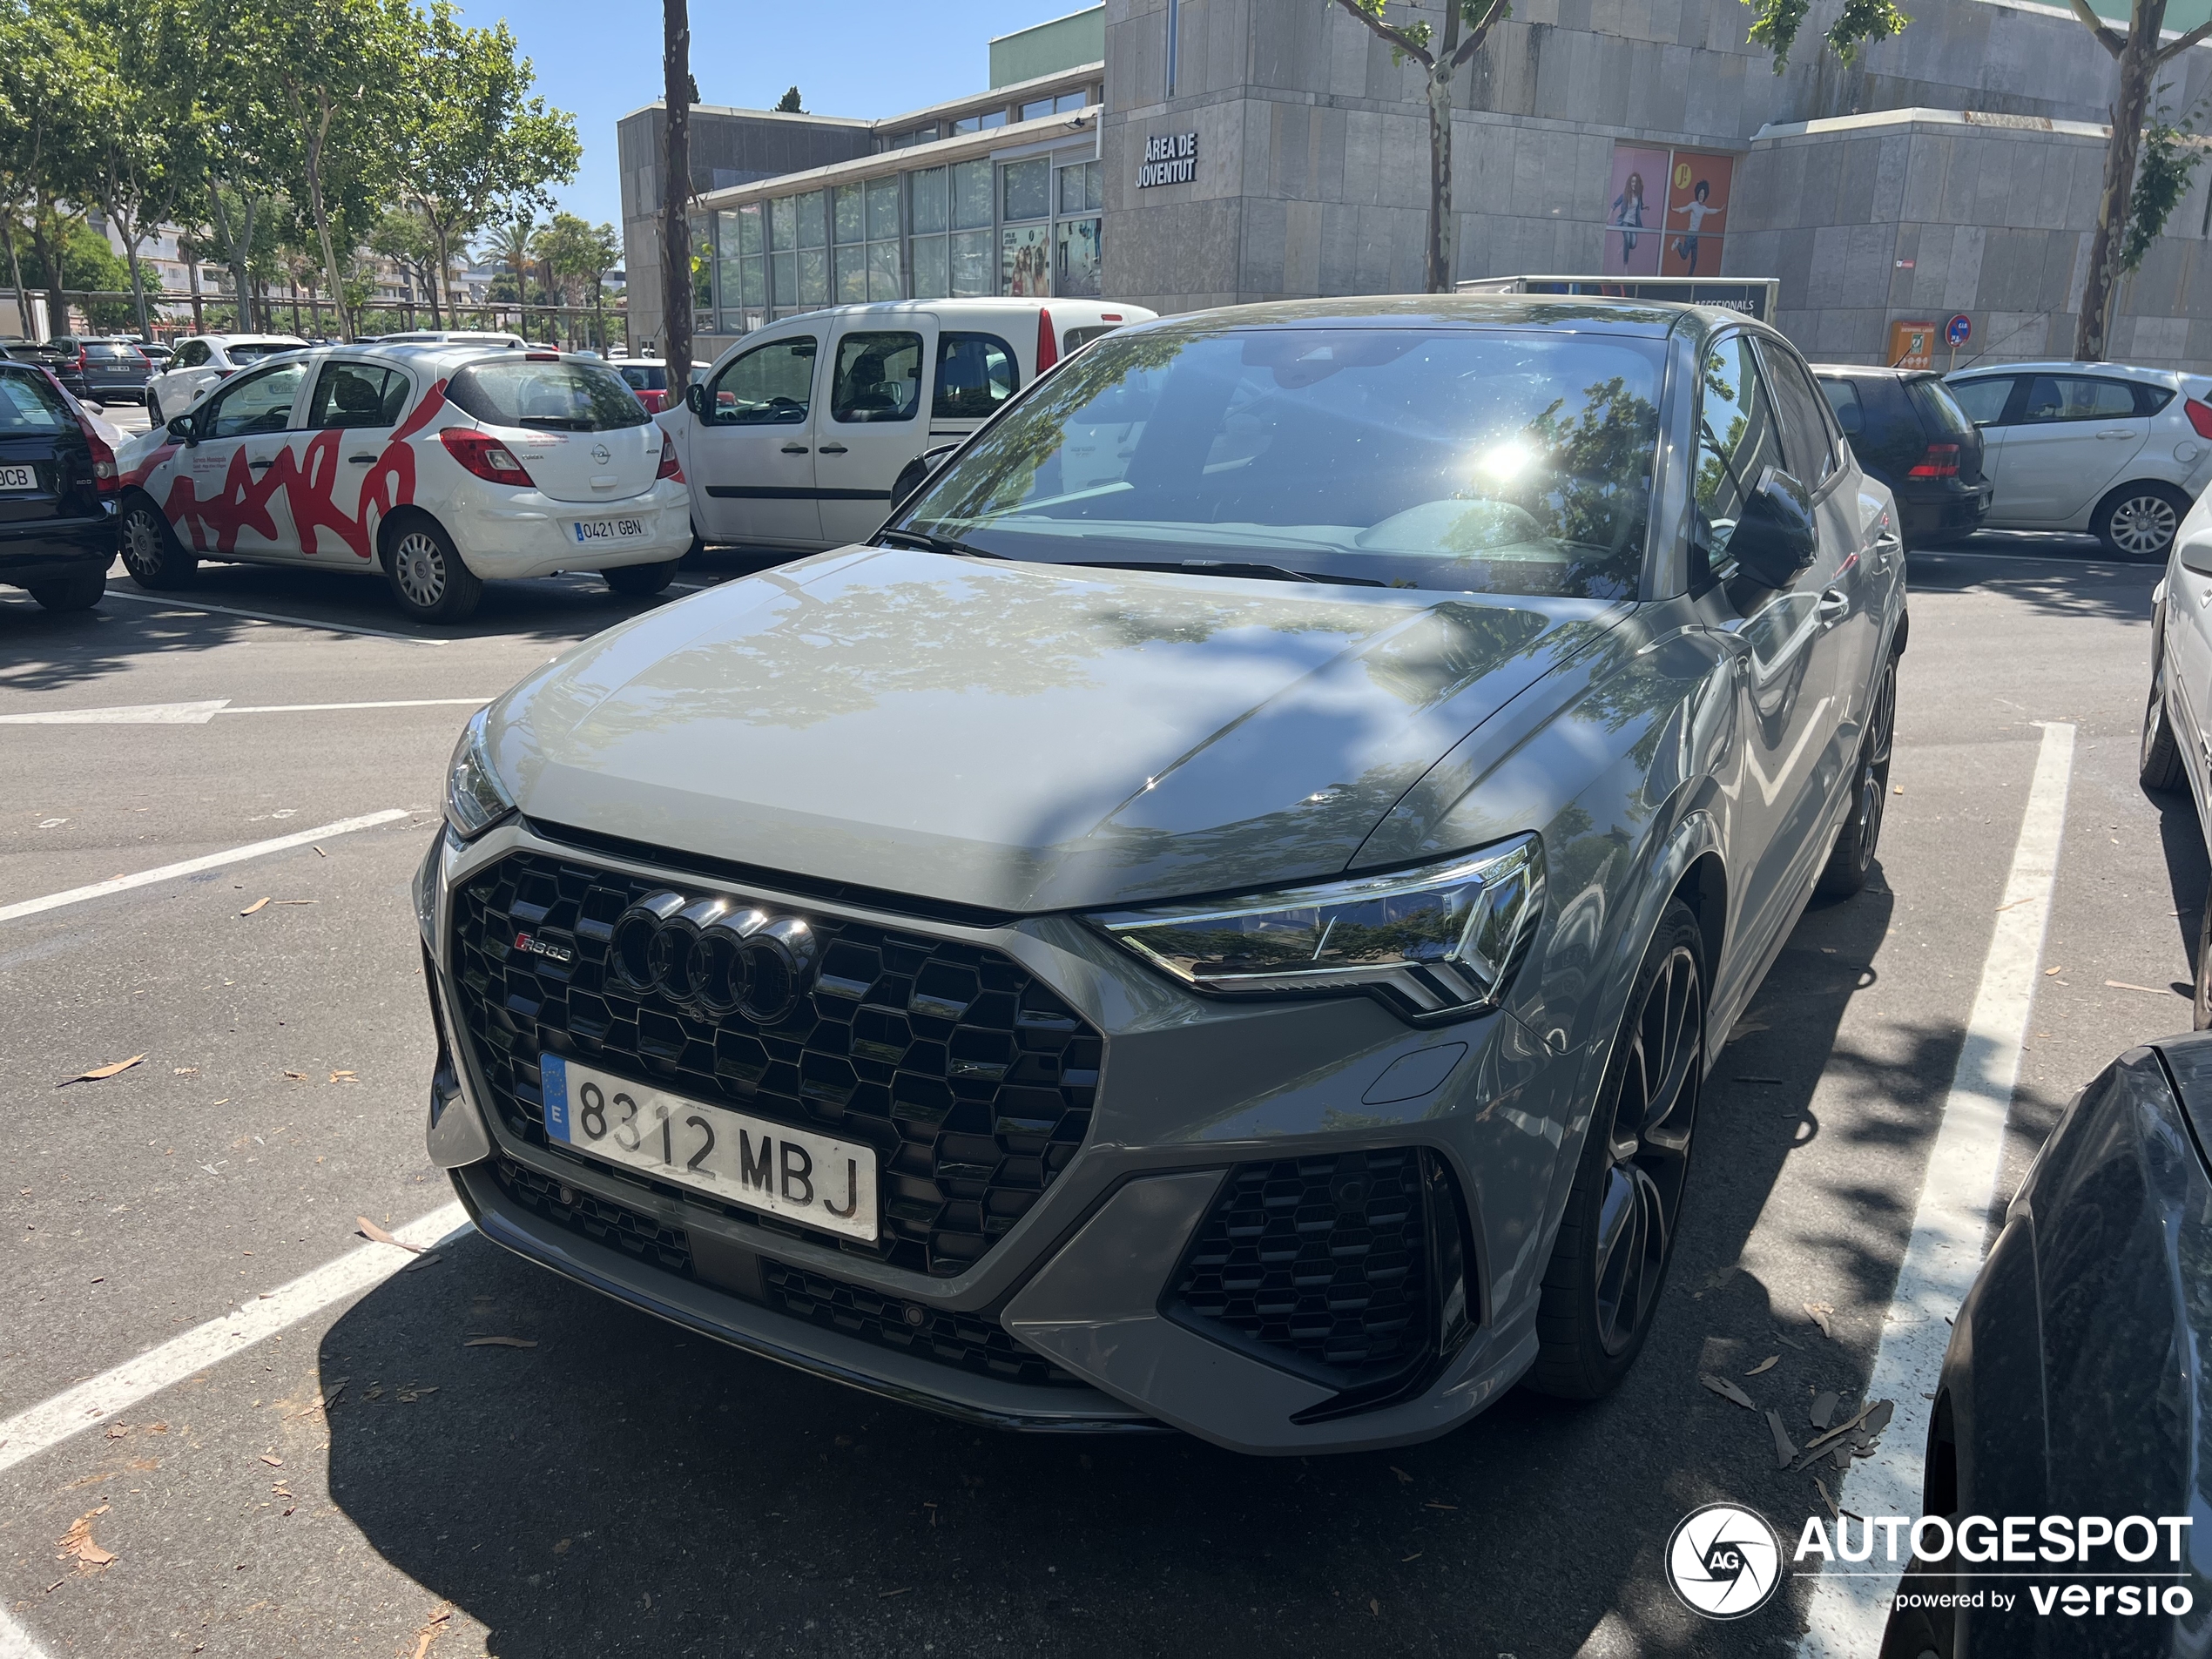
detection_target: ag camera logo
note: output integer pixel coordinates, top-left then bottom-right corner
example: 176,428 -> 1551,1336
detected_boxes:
1667,1502 -> 1785,1619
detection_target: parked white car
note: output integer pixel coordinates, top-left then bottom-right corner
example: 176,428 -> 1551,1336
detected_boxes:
371,330 -> 526,349
660,297 -> 1155,552
2143,487 -> 2212,1020
144,334 -> 309,424
1945,360 -> 2212,557
113,343 -> 691,622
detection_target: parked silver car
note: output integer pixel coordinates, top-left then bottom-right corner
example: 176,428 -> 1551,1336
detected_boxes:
1946,360 -> 2212,557
415,296 -> 1906,1453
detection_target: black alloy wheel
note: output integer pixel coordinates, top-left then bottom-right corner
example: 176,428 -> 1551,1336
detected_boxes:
118,495 -> 196,589
1817,651 -> 1898,898
1527,900 -> 1705,1398
604,557 -> 678,597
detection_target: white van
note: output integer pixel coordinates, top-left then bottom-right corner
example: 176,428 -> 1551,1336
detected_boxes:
662,297 -> 1154,551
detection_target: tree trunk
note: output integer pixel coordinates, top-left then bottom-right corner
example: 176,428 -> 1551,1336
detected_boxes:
2075,7 -> 2164,361
185,239 -> 203,334
297,88 -> 351,341
663,0 -> 693,393
123,230 -> 149,341
2,215 -> 32,341
209,187 -> 254,333
30,204 -> 66,340
1425,8 -> 1462,293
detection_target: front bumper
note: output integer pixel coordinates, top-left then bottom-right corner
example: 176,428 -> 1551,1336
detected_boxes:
415,819 -> 1577,1454
448,477 -> 691,580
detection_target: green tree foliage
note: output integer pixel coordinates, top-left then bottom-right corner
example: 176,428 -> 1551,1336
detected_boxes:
1743,0 -> 1910,69
2121,96 -> 2208,273
534,211 -> 619,347
774,85 -> 804,112
18,219 -> 146,329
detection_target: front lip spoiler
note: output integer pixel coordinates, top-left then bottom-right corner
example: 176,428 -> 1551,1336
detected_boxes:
452,1170 -> 1172,1438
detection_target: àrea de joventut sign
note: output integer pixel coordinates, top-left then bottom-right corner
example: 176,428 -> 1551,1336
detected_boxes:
1137,132 -> 1198,187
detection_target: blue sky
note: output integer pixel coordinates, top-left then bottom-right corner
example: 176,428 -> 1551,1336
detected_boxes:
449,2 -> 1080,236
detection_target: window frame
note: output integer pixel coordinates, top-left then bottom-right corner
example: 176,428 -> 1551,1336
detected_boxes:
1751,334 -> 1844,492
304,360 -> 412,432
704,332 -> 820,427
828,328 -> 926,425
197,360 -> 309,439
1689,328 -> 1793,586
931,331 -> 1019,421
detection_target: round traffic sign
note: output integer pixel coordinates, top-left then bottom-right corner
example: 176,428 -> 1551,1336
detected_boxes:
1946,314 -> 1972,347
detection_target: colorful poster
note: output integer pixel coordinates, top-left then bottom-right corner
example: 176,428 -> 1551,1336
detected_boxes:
1602,145 -> 1667,277
1662,153 -> 1734,280
1001,225 -> 1049,296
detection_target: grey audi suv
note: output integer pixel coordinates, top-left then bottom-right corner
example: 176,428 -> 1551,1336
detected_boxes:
414,295 -> 1905,1453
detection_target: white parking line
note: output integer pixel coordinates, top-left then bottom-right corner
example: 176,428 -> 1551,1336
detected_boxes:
0,698 -> 489,725
102,588 -> 448,644
0,1605 -> 48,1659
0,808 -> 413,925
0,1202 -> 468,1481
1797,721 -> 2075,1658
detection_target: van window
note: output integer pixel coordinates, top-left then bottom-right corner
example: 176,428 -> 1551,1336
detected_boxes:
706,336 -> 817,425
830,331 -> 922,423
933,333 -> 1015,420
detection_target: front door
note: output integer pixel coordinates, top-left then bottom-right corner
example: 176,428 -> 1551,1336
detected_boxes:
1986,374 -> 2148,525
170,359 -> 308,559
1695,334 -> 1847,973
690,333 -> 823,547
285,357 -> 417,566
816,316 -> 935,545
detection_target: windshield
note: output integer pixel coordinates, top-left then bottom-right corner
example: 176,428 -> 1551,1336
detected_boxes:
227,342 -> 302,364
444,360 -> 651,432
895,325 -> 1665,598
617,364 -> 668,392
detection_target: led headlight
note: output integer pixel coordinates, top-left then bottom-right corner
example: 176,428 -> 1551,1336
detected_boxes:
444,707 -> 516,840
1091,833 -> 1544,1022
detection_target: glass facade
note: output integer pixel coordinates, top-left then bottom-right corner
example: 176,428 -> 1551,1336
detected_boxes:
693,132 -> 1104,333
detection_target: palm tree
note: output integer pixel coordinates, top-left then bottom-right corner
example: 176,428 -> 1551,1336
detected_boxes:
484,210 -> 536,338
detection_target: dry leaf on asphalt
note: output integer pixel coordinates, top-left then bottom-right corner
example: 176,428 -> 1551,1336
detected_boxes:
1861,1399 -> 1895,1439
2107,981 -> 2182,997
408,1604 -> 452,1659
328,1070 -> 357,1082
282,1070 -> 307,1082
259,1454 -> 283,1467
1389,1466 -> 1413,1485
56,1055 -> 145,1088
2045,966 -> 2062,976
1797,1399 -> 1894,1467
313,845 -> 327,857
1766,1410 -> 1797,1469
1803,1303 -> 1836,1339
57,1506 -> 116,1570
1810,1390 -> 1839,1429
273,899 -> 316,906
1814,1474 -> 1839,1517
1746,1355 -> 1779,1376
1699,1372 -> 1757,1411
463,1336 -> 537,1349
356,1217 -> 423,1254
239,897 -> 270,915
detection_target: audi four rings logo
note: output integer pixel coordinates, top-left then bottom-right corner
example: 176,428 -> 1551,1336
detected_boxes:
1665,1503 -> 1784,1619
594,890 -> 821,1024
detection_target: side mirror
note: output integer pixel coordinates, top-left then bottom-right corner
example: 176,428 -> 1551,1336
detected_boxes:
2180,532 -> 2212,577
685,381 -> 707,416
887,443 -> 961,518
1728,466 -> 1818,590
165,415 -> 196,446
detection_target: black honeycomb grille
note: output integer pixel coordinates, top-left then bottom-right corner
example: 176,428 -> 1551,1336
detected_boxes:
451,850 -> 1100,1278
763,1263 -> 1081,1389
1168,1150 -> 1433,1387
495,1155 -> 695,1274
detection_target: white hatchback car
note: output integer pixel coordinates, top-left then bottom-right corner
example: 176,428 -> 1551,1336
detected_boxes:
661,297 -> 1155,553
1945,360 -> 2212,557
145,334 -> 309,424
113,343 -> 691,622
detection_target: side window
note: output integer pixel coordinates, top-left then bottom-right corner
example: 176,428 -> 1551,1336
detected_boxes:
2020,375 -> 2138,423
201,363 -> 306,438
1755,341 -> 1837,483
1947,376 -> 2013,427
1693,334 -> 1787,571
306,362 -> 408,429
1817,378 -> 1865,436
933,332 -> 1015,420
830,330 -> 924,423
706,336 -> 816,425
176,341 -> 209,369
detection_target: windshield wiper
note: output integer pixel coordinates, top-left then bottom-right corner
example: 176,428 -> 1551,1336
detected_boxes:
1064,558 -> 1386,588
876,527 -> 1007,560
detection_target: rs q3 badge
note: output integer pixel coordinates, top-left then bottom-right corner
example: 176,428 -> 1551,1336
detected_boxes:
512,931 -> 576,967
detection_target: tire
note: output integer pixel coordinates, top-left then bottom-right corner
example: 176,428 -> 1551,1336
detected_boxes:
678,519 -> 706,566
27,565 -> 104,610
603,557 -> 678,597
2142,670 -> 2187,793
145,388 -> 162,424
1525,899 -> 1706,1399
118,494 -> 197,589
2196,901 -> 2212,1033
381,516 -> 482,623
2094,482 -> 2191,560
1817,651 -> 1898,899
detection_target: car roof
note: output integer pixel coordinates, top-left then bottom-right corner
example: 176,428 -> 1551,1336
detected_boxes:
1807,362 -> 1939,380
1124,293 -> 1724,341
190,334 -> 309,347
1948,359 -> 2183,384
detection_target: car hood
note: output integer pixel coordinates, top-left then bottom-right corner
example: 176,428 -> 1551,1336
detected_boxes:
487,546 -> 1619,913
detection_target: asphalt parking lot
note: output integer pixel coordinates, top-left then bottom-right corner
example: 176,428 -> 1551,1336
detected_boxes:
0,523 -> 2196,1658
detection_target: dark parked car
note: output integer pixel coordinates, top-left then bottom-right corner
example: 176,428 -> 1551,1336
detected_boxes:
0,358 -> 118,611
51,336 -> 152,407
0,339 -> 81,396
1879,1034 -> 2212,1657
419,295 -> 1908,1453
1813,364 -> 1991,549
